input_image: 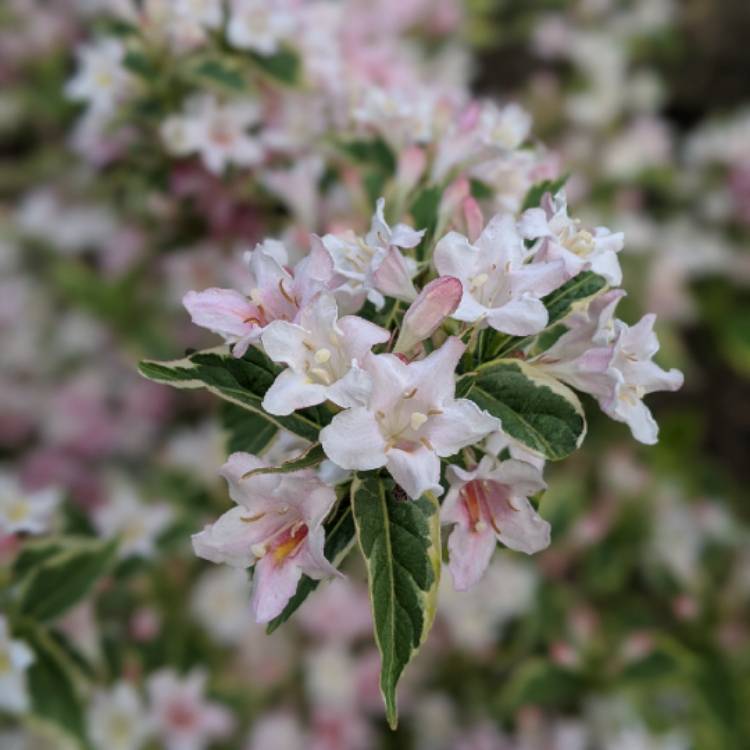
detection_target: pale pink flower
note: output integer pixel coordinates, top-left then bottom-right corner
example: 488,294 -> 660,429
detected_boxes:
441,456 -> 549,591
320,337 -> 499,499
261,293 -> 389,415
322,198 -> 424,311
434,213 -> 569,335
161,94 -> 262,174
227,0 -> 296,55
245,711 -> 306,750
183,237 -> 334,357
520,189 -> 624,285
534,291 -> 684,444
0,616 -> 34,714
192,452 -> 339,623
394,276 -> 463,353
147,669 -> 234,750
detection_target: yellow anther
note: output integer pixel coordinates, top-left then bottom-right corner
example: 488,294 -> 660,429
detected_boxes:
410,412 -> 428,431
314,348 -> 331,364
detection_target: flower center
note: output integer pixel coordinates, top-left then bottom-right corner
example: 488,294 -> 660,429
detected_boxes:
249,519 -> 308,566
6,501 -> 29,523
460,479 -> 502,534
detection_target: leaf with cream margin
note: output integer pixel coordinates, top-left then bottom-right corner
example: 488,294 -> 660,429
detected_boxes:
459,359 -> 586,460
139,347 -> 329,443
351,474 -> 441,729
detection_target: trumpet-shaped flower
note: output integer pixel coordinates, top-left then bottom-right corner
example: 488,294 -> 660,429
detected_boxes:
520,190 -> 625,284
192,452 -> 339,623
320,337 -> 499,499
0,617 -> 34,714
322,198 -> 423,311
227,0 -> 296,56
88,682 -> 152,750
441,456 -> 549,590
183,237 -> 334,357
161,94 -> 262,174
534,290 -> 684,444
66,38 -> 135,115
261,293 -> 390,415
147,669 -> 234,750
0,472 -> 60,535
434,213 -> 569,335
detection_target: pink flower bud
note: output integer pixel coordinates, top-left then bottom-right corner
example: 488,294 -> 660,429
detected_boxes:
462,196 -> 484,243
394,276 -> 462,353
396,146 -> 427,195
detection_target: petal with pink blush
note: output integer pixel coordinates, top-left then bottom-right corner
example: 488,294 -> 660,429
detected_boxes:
447,524 -> 496,591
251,553 -> 304,623
425,400 -> 500,457
485,294 -> 548,335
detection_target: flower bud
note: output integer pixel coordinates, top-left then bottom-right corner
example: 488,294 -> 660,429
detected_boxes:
395,145 -> 427,196
394,276 -> 463,353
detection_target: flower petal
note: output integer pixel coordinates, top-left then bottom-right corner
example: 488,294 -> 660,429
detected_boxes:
320,408 -> 387,470
262,369 -> 328,416
446,524 -> 496,591
385,445 -> 442,499
250,554 -> 304,623
425,399 -> 500,456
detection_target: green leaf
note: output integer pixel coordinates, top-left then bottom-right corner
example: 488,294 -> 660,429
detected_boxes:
351,474 -> 441,729
17,538 -> 118,622
191,59 -> 246,91
249,47 -> 300,85
20,623 -> 87,746
461,359 -> 586,460
338,137 -> 396,174
242,443 -> 326,477
521,174 -> 569,211
12,539 -> 67,580
220,402 -> 278,454
123,50 -> 156,79
266,499 -> 356,633
139,347 -> 328,443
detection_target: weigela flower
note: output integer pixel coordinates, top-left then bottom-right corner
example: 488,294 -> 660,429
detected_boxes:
322,198 -> 424,311
161,94 -> 262,174
432,100 -> 532,181
0,616 -> 34,715
533,290 -> 684,444
192,452 -> 339,623
320,337 -> 499,499
88,682 -> 152,750
227,0 -> 297,55
0,472 -> 60,535
441,455 -> 549,591
65,37 -> 135,115
93,481 -> 173,559
261,293 -> 390,415
183,237 -> 334,357
520,189 -> 625,285
434,212 -> 569,335
147,669 -> 234,750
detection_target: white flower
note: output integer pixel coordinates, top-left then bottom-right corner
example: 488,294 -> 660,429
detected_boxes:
0,472 -> 60,535
520,189 -> 624,285
161,94 -> 262,174
93,481 -> 173,559
322,198 -> 424,311
227,0 -> 296,55
434,213 -> 569,335
66,37 -> 135,114
320,337 -> 499,499
88,682 -> 151,750
261,293 -> 390,415
0,616 -> 34,715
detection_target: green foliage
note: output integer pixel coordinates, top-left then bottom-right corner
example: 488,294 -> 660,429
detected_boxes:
17,537 -> 118,623
190,58 -> 247,91
460,359 -> 586,460
521,174 -> 570,211
139,347 -> 330,443
20,624 -> 88,747
241,443 -> 326,477
248,48 -> 301,85
220,402 -> 278,455
351,474 -> 441,728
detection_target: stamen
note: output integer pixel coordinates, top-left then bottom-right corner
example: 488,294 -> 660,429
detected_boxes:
250,543 -> 266,558
278,278 -> 295,305
310,367 -> 332,385
427,409 -> 443,416
241,512 -> 266,522
249,288 -> 263,305
314,348 -> 332,364
402,387 -> 417,399
420,437 -> 434,450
